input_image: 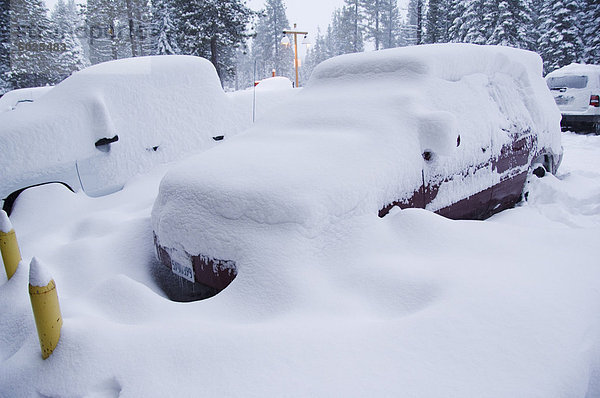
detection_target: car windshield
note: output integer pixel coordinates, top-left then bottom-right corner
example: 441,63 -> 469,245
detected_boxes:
547,75 -> 588,90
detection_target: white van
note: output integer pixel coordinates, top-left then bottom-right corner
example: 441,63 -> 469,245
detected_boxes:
546,63 -> 600,134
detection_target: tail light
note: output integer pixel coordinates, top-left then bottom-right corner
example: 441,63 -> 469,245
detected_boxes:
591,95 -> 600,107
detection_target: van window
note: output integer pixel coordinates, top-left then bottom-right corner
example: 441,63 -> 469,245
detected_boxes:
547,75 -> 588,89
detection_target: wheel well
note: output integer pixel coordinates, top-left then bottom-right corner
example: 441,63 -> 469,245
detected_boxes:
2,182 -> 74,216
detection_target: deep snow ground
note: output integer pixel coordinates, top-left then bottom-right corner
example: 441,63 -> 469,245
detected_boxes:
1,132 -> 600,397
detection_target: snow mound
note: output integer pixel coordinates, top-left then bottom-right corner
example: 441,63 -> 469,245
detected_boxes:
255,76 -> 294,90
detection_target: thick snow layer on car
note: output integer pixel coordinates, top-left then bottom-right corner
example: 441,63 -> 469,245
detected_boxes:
255,76 -> 294,90
0,86 -> 53,113
0,56 -> 247,198
152,44 -> 562,262
546,63 -> 600,78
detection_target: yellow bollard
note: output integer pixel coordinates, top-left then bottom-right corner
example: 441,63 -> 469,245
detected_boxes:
0,210 -> 21,280
29,258 -> 63,359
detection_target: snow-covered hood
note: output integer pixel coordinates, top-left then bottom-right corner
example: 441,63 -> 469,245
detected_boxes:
152,44 -> 562,261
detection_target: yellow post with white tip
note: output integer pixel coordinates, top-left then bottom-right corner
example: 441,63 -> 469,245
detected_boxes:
0,210 -> 21,280
29,258 -> 63,359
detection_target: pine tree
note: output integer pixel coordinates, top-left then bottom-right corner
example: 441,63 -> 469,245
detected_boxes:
447,0 -> 467,42
406,0 -> 424,44
425,0 -> 452,44
538,0 -> 584,72
487,0 -> 534,49
462,0 -> 488,44
252,0 -> 294,80
51,0 -> 89,82
1,0 -> 11,93
152,0 -> 180,55
582,0 -> 599,63
176,0 -> 253,81
8,0 -> 57,88
85,0 -> 129,64
528,0 -> 544,50
343,0 -> 364,52
121,0 -> 151,57
362,0 -> 382,50
380,0 -> 401,48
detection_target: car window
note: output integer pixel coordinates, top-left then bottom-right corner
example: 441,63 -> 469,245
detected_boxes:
547,75 -> 588,90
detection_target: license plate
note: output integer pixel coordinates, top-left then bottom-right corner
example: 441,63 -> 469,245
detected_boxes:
172,260 -> 195,282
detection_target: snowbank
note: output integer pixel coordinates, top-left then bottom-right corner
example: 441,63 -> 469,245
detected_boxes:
1,132 -> 599,397
153,44 -> 562,263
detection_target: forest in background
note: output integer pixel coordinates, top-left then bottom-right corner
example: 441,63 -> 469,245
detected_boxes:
0,0 -> 598,93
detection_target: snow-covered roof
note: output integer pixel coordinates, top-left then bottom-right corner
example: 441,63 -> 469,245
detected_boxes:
546,63 -> 600,78
152,44 -> 562,262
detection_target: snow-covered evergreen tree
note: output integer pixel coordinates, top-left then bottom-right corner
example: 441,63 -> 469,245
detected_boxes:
487,0 -> 534,49
342,0 -> 364,53
51,0 -> 89,82
362,0 -> 382,50
176,0 -> 252,80
302,27 -> 329,81
1,0 -> 11,93
8,0 -> 56,88
121,0 -> 151,57
537,0 -> 584,73
152,0 -> 180,55
252,0 -> 294,80
462,0 -> 490,44
582,0 -> 599,63
447,0 -> 467,42
380,0 -> 401,48
425,0 -> 452,44
85,0 -> 129,64
406,0 -> 424,44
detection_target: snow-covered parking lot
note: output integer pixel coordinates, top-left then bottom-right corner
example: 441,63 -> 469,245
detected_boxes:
0,130 -> 599,397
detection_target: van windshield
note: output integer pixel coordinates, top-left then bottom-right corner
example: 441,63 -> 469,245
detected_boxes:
547,75 -> 588,90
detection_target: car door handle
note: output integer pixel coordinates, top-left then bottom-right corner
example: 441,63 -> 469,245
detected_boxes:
95,135 -> 119,147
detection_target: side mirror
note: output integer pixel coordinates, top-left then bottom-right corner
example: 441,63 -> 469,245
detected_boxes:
95,135 -> 119,148
95,135 -> 119,152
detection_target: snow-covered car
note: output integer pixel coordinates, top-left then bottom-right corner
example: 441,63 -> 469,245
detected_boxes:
152,44 -> 563,297
546,63 -> 600,133
0,86 -> 54,113
0,55 -> 248,214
